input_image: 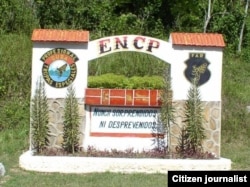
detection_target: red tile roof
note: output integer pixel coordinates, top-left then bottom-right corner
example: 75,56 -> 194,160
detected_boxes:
170,32 -> 225,47
31,29 -> 225,47
32,29 -> 89,42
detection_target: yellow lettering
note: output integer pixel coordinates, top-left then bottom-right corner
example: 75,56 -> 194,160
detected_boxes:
190,53 -> 205,58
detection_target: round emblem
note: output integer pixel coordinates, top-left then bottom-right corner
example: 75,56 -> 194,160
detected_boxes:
40,48 -> 78,88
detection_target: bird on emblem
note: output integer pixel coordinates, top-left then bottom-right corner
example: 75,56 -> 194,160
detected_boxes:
56,63 -> 67,77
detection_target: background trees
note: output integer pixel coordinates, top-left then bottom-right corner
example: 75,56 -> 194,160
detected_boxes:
0,0 -> 249,53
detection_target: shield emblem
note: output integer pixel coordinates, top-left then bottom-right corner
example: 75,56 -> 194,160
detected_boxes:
184,54 -> 211,86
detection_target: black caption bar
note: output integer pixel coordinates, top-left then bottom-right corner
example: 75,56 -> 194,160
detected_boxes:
168,171 -> 250,186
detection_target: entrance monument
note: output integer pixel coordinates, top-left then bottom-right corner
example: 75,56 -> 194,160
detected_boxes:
19,29 -> 231,173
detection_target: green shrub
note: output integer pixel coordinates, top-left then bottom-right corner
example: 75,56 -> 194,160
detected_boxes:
87,73 -> 128,88
87,73 -> 164,89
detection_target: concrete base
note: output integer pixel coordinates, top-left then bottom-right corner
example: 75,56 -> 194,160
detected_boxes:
19,151 -> 232,174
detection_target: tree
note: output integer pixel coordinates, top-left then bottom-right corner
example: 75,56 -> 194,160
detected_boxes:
182,73 -> 206,154
30,78 -> 50,153
206,0 -> 245,52
169,0 -> 204,32
62,85 -> 80,154
203,0 -> 212,32
159,65 -> 175,155
0,0 -> 38,34
238,0 -> 249,52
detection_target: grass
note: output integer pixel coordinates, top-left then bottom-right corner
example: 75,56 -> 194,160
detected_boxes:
221,137 -> 250,170
1,171 -> 167,187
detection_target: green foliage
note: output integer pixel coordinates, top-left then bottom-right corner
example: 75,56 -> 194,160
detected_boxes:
159,65 -> 175,154
169,0 -> 204,32
0,34 -> 32,100
128,76 -> 164,89
0,33 -> 31,131
180,75 -> 206,155
34,0 -> 84,29
0,78 -> 6,98
209,0 -> 245,52
89,52 -> 168,77
1,1 -> 250,54
62,85 -> 80,154
0,1 -> 250,55
221,57 -> 250,140
87,73 -> 164,89
175,127 -> 189,157
0,0 -> 38,34
88,73 -> 128,88
0,98 -> 29,131
31,78 -> 50,153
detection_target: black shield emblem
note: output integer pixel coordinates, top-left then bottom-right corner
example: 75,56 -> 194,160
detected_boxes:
184,54 -> 211,86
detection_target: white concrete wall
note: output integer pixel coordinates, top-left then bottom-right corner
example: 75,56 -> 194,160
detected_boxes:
31,35 -> 223,154
31,35 -> 223,101
31,42 -> 88,98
